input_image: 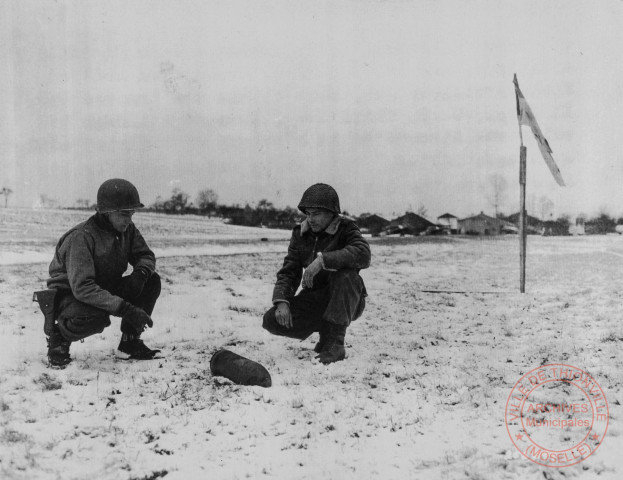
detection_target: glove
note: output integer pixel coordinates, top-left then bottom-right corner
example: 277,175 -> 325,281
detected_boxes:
118,302 -> 153,333
119,267 -> 150,300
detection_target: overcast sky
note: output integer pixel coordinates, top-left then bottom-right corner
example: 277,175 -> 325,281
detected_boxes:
2,0 -> 623,219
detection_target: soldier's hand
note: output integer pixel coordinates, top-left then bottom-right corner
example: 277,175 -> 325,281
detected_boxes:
120,303 -> 153,333
302,257 -> 323,289
119,267 -> 149,300
275,302 -> 292,329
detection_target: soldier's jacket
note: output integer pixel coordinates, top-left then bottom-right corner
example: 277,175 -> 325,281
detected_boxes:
272,216 -> 371,305
47,213 -> 156,315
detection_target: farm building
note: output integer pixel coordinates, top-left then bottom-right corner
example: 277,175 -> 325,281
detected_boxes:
357,214 -> 390,236
543,219 -> 571,236
459,212 -> 516,235
504,212 -> 544,235
386,212 -> 435,236
437,213 -> 459,233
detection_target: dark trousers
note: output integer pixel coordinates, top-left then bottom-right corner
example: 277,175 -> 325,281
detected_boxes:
262,269 -> 366,340
56,273 -> 161,342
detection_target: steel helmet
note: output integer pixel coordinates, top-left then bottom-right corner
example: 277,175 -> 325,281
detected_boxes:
297,183 -> 341,214
96,178 -> 144,213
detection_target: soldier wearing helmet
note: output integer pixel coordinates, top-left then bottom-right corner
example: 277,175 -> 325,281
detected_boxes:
262,183 -> 371,364
40,179 -> 161,367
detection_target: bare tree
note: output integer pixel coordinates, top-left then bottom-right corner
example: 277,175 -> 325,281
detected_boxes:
487,174 -> 507,217
39,194 -> 60,209
197,188 -> 219,214
528,193 -> 537,217
168,187 -> 189,213
1,187 -> 12,208
256,199 -> 275,225
538,195 -> 554,220
256,199 -> 274,210
415,204 -> 428,218
75,198 -> 91,209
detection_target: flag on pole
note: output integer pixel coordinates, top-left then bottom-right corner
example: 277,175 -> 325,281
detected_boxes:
513,74 -> 565,186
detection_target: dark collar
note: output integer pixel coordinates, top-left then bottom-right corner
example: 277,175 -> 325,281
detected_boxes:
93,212 -> 117,233
301,216 -> 341,236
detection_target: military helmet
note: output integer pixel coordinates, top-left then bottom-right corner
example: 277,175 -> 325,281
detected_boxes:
297,183 -> 341,214
96,178 -> 144,213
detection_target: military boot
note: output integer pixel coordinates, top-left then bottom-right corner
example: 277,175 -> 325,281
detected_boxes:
313,322 -> 330,353
47,325 -> 72,368
316,323 -> 347,364
117,334 -> 161,360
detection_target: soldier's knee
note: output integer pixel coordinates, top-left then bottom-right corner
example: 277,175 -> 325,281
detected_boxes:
354,295 -> 366,320
57,313 -> 111,342
145,272 -> 162,297
332,268 -> 358,280
262,307 -> 279,334
329,268 -> 361,288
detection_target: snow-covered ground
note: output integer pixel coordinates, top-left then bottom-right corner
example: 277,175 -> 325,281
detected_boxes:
0,209 -> 292,265
1,209 -> 622,479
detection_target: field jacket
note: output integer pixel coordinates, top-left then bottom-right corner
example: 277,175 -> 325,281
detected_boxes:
272,216 -> 371,305
47,213 -> 156,315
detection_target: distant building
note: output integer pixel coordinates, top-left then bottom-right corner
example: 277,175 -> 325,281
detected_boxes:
437,213 -> 458,234
504,212 -> 544,235
543,219 -> 570,236
459,212 -> 516,235
386,212 -> 435,236
569,217 -> 585,235
357,214 -> 390,236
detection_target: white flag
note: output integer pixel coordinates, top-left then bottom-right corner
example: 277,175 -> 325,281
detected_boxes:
514,75 -> 565,186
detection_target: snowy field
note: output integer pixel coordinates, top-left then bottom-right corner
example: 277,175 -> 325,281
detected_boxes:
0,209 -> 622,480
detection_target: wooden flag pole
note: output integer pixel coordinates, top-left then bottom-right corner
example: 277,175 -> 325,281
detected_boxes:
514,73 -> 527,293
519,145 -> 527,293
514,73 -> 565,292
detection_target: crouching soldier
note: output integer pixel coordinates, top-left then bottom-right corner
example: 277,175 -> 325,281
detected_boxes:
38,178 -> 161,368
262,183 -> 371,364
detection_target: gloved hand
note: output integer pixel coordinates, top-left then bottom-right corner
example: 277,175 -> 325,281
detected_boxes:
302,256 -> 323,289
118,302 -> 153,333
119,267 -> 150,299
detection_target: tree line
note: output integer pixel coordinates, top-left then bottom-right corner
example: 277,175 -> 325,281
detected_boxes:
25,184 -> 623,234
145,187 -> 623,235
148,188 -> 303,229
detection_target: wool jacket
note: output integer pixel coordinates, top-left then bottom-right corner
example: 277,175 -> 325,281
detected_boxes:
272,216 -> 371,305
47,213 -> 156,315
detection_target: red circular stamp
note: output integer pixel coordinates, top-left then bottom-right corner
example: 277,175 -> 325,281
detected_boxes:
505,364 -> 609,467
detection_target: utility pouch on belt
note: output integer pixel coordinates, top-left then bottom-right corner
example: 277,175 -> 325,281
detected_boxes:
33,289 -> 58,336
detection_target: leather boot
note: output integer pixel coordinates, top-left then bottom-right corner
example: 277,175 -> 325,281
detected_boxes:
313,322 -> 330,353
117,333 -> 161,360
316,323 -> 346,364
47,325 -> 72,368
